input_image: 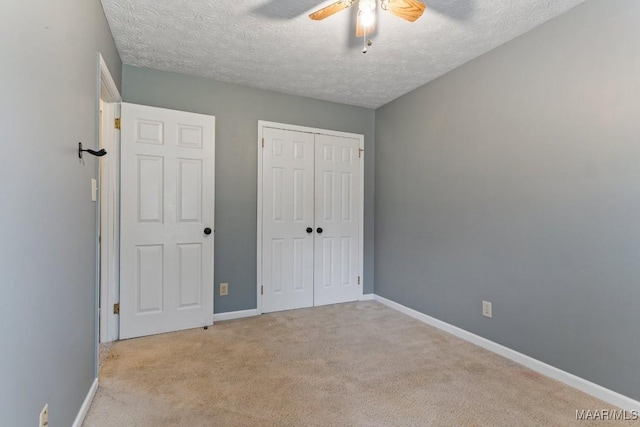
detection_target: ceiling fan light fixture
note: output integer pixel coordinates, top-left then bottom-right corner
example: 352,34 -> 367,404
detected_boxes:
308,0 -> 425,54
358,0 -> 376,28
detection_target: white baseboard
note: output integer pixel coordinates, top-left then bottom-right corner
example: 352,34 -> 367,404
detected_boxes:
72,377 -> 98,427
360,293 -> 374,301
373,294 -> 640,412
213,309 -> 259,322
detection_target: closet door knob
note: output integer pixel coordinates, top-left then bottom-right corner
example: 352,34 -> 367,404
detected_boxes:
204,227 -> 212,235
316,227 -> 323,234
306,227 -> 313,233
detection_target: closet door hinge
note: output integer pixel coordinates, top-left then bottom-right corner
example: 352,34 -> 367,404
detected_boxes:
357,276 -> 361,285
261,138 -> 264,148
114,118 -> 121,130
358,148 -> 363,158
261,285 -> 264,295
113,303 -> 120,314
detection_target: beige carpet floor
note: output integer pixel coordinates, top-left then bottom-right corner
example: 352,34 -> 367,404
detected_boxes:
84,301 -> 628,426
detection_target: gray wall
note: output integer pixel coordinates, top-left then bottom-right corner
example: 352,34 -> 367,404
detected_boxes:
122,65 -> 375,313
0,0 -> 121,426
375,0 -> 640,400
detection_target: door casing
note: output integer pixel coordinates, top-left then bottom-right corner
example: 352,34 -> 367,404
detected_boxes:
98,54 -> 122,345
256,121 -> 365,314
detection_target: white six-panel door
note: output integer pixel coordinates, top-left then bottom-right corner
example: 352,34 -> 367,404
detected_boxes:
120,103 -> 215,339
260,123 -> 362,313
314,134 -> 361,306
261,128 -> 315,313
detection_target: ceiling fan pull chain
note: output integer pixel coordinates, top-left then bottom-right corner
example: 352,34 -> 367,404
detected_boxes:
362,23 -> 367,53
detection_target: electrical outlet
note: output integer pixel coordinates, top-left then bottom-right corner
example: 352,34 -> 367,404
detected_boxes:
482,301 -> 493,318
220,282 -> 229,296
39,404 -> 48,427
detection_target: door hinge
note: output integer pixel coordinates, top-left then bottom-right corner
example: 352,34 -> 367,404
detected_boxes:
114,118 -> 121,130
113,303 -> 120,314
358,148 -> 364,158
261,286 -> 264,295
357,276 -> 361,285
261,138 -> 264,148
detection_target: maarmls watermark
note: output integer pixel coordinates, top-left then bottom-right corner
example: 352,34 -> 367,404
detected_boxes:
576,409 -> 639,421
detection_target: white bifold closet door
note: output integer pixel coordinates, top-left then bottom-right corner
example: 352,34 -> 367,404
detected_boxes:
313,134 -> 361,306
261,126 -> 361,313
261,128 -> 315,313
120,103 -> 215,339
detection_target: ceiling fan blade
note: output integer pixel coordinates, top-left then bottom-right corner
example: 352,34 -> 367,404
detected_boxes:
356,12 -> 376,37
309,1 -> 355,20
383,0 -> 425,22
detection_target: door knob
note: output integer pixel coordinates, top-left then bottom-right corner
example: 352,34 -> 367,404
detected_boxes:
204,227 -> 212,235
306,227 -> 313,233
316,227 -> 323,234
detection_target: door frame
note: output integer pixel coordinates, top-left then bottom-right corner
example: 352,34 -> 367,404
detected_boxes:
256,120 -> 364,315
98,54 -> 121,344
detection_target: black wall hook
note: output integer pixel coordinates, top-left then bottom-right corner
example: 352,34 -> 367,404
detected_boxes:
78,142 -> 107,159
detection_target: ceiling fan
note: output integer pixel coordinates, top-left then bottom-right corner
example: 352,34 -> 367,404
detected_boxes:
309,0 -> 426,52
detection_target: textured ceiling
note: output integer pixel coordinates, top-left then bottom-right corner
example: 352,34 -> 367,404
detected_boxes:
101,0 -> 585,109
